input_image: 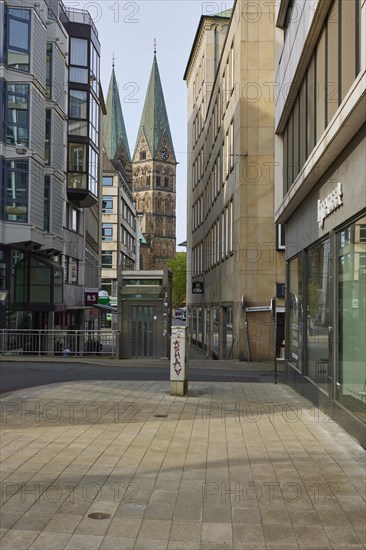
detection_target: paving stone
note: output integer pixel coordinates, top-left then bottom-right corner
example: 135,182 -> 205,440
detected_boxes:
167,542 -> 200,550
29,531 -> 72,549
144,501 -> 175,520
262,523 -> 298,548
107,517 -> 142,538
65,533 -> 104,549
201,522 -> 232,544
323,525 -> 365,549
1,380 -> 364,550
233,524 -> 266,547
293,524 -> 332,549
99,536 -> 135,549
169,520 -> 201,542
138,519 -> 172,540
0,529 -> 39,549
44,513 -> 83,533
202,504 -> 232,522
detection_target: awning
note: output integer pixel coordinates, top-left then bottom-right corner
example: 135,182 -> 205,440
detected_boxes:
95,304 -> 117,313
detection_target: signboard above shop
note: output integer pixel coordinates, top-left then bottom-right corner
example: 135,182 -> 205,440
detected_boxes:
84,288 -> 98,306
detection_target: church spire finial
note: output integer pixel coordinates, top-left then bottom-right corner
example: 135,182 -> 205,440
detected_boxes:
153,38 -> 157,55
112,52 -> 115,68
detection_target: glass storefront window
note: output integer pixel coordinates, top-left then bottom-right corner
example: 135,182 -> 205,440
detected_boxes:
212,306 -> 219,356
225,306 -> 233,359
306,239 -> 331,393
288,255 -> 303,371
337,215 -> 366,422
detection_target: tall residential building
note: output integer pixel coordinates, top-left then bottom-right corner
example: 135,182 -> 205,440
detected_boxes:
184,3 -> 285,361
132,53 -> 176,270
275,0 -> 365,446
0,1 -> 104,331
101,65 -> 137,328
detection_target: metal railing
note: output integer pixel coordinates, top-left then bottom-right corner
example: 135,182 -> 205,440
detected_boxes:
0,330 -> 118,357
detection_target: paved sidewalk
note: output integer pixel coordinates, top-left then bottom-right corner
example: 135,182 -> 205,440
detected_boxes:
0,379 -> 365,549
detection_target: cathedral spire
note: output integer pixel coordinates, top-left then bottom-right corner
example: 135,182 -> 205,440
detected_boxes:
133,54 -> 174,160
103,65 -> 131,161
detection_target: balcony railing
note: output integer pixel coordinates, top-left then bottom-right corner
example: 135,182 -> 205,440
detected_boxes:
0,329 -> 117,357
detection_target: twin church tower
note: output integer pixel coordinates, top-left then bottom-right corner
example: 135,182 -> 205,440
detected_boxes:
103,52 -> 176,269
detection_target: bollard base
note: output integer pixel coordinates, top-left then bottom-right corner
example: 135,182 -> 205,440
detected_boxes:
170,380 -> 188,396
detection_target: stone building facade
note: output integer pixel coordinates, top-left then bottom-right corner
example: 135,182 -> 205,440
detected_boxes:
184,3 -> 286,361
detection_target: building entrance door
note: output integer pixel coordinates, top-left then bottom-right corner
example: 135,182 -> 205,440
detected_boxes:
131,305 -> 156,357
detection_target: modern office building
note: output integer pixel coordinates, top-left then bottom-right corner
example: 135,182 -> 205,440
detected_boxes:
274,0 -> 365,446
0,0 -> 104,331
132,52 -> 177,270
184,3 -> 285,361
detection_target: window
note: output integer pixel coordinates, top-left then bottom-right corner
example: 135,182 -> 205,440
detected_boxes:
3,159 -> 28,222
140,150 -> 146,160
102,223 -> 113,241
102,196 -> 113,214
288,255 -> 303,372
69,90 -> 87,119
359,225 -> 366,243
44,176 -> 50,232
45,109 -> 51,164
306,240 -> 331,391
69,89 -> 88,137
88,146 -> 98,196
68,143 -> 87,189
225,120 -> 234,177
276,224 -> 286,250
102,251 -> 113,268
68,143 -> 86,172
69,38 -> 88,83
102,176 -> 113,186
46,43 -> 52,98
71,208 -> 78,232
6,8 -> 31,72
5,83 -> 29,145
316,29 -> 326,141
89,95 -> 99,145
337,215 -> 366,421
90,43 -> 100,96
70,258 -> 78,284
283,0 -> 361,193
156,174 -> 161,187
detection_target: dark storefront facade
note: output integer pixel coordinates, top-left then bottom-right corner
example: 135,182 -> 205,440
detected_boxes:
286,127 -> 366,447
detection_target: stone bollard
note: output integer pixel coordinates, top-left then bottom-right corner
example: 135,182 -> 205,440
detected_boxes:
170,326 -> 189,396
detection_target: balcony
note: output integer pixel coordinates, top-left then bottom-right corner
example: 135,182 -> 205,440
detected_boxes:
67,173 -> 97,208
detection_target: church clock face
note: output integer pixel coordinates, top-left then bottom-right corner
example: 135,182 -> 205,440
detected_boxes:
160,147 -> 169,161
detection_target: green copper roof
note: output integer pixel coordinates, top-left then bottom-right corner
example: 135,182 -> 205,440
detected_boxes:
134,55 -> 174,158
104,67 -> 131,160
217,8 -> 232,17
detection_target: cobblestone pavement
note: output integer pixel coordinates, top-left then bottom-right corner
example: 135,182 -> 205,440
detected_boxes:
0,378 -> 365,549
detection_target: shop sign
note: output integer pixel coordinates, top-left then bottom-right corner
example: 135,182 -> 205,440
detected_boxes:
98,290 -> 110,305
317,182 -> 343,228
84,289 -> 98,306
192,281 -> 204,294
245,306 -> 271,312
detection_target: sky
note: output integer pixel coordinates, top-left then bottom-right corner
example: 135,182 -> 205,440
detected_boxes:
64,0 -> 234,251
